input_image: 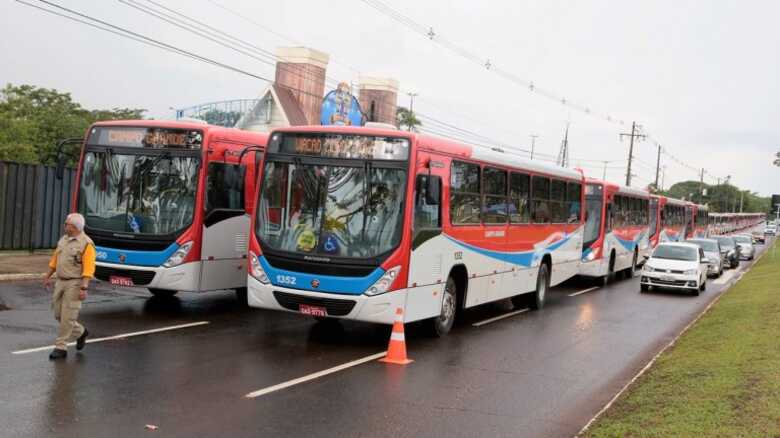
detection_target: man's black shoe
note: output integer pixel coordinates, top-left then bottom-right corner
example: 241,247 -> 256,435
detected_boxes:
49,349 -> 67,360
76,329 -> 89,351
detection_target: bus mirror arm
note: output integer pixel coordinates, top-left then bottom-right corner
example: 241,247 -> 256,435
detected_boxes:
54,138 -> 84,180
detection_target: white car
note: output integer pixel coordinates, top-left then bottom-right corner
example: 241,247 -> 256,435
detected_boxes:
765,222 -> 777,236
640,243 -> 708,296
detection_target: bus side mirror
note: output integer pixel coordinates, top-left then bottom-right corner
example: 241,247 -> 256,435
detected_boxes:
55,154 -> 66,180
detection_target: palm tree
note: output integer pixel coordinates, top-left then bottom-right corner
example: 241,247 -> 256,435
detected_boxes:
396,106 -> 421,132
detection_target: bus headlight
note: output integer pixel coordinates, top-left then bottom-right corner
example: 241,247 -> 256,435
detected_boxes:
249,252 -> 270,284
162,241 -> 193,268
365,266 -> 401,297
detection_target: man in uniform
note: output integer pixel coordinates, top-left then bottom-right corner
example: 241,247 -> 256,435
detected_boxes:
43,213 -> 96,360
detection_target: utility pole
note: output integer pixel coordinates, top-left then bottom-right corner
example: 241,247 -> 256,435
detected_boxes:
557,123 -> 570,167
661,165 -> 667,191
406,92 -> 418,132
529,134 -> 538,160
654,144 -> 661,189
602,161 -> 608,180
620,121 -> 646,186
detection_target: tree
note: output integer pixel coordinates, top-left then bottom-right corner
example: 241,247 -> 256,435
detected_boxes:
666,179 -> 770,213
195,109 -> 243,127
396,106 -> 421,132
0,84 -> 145,166
774,151 -> 780,167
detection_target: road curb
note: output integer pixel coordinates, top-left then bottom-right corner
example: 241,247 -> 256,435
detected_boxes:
0,273 -> 45,282
576,238 -> 773,437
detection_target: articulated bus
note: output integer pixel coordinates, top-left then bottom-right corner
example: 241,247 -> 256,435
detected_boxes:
710,212 -> 765,235
71,120 -> 267,302
247,126 -> 585,335
579,179 -> 650,284
650,195 -> 688,245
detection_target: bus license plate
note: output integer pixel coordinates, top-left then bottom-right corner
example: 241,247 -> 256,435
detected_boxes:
110,276 -> 134,287
299,304 -> 327,317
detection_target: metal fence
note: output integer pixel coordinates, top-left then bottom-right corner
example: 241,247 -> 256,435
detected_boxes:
0,161 -> 76,250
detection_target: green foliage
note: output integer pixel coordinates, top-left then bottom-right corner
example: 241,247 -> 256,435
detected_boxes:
0,84 -> 146,166
664,180 -> 770,213
396,106 -> 421,131
193,109 -> 243,127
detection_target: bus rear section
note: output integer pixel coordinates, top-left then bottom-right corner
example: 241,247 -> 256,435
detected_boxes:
247,127 -> 585,335
692,204 -> 709,238
74,121 -> 267,300
658,196 -> 687,243
579,180 -> 650,283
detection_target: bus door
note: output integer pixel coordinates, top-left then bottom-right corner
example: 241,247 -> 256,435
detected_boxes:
405,161 -> 445,322
200,152 -> 250,290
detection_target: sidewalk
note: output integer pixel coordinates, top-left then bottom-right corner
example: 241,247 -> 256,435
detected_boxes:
0,251 -> 52,280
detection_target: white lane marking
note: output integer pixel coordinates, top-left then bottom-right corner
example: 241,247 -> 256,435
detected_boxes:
245,351 -> 387,399
12,321 -> 210,355
568,286 -> 600,297
472,308 -> 530,327
713,270 -> 736,285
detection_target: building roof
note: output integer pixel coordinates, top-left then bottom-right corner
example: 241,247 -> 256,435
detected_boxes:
272,84 -> 308,126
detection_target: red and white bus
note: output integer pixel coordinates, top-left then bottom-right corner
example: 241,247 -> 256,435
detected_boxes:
710,212 -> 764,235
691,203 -> 709,238
247,126 -> 585,335
70,120 -> 267,302
650,195 -> 688,245
579,179 -> 651,284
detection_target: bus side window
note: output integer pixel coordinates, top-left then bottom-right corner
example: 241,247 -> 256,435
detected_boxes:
567,182 -> 581,223
415,174 -> 441,230
205,162 -> 246,224
531,176 -> 551,224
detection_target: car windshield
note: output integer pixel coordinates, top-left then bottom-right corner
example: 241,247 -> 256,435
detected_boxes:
714,237 -> 735,249
652,245 -> 698,261
78,150 -> 199,235
733,236 -> 751,244
688,239 -> 718,252
256,160 -> 406,258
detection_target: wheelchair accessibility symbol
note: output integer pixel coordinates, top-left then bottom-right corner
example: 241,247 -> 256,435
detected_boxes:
323,234 -> 340,255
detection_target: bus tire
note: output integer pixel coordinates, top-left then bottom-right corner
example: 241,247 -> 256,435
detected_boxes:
527,263 -> 549,310
629,250 -> 638,278
425,277 -> 457,337
148,288 -> 177,298
601,252 -> 615,286
235,287 -> 248,307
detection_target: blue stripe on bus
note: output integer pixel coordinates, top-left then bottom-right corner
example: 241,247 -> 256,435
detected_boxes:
443,234 -> 572,268
259,256 -> 385,295
95,243 -> 179,267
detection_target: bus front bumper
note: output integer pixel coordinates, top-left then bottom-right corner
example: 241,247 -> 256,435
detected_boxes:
247,276 -> 405,325
94,261 -> 201,292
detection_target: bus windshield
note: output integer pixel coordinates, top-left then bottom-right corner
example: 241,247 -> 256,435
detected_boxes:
78,150 -> 199,235
256,160 -> 406,258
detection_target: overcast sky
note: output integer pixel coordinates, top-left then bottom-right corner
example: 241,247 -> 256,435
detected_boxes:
2,0 -> 779,195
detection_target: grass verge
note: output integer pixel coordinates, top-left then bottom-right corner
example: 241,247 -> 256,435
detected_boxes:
584,241 -> 780,437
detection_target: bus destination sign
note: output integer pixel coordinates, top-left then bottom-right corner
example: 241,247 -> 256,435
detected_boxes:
273,133 -> 409,160
88,127 -> 203,149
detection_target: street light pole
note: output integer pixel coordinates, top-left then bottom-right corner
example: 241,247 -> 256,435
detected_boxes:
406,92 -> 418,132
530,134 -> 538,160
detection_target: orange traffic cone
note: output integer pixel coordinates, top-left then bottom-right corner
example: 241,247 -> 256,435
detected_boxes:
380,307 -> 413,365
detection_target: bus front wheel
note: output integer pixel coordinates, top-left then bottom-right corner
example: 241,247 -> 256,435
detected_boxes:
527,263 -> 549,310
425,277 -> 457,337
148,288 -> 177,298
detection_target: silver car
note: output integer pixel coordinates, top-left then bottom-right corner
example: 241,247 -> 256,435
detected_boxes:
686,239 -> 724,277
733,234 -> 755,260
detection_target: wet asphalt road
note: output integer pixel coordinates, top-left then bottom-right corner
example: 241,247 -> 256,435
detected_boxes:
0,234 -> 772,438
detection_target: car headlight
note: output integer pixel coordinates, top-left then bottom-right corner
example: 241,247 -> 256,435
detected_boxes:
727,249 -> 735,257
684,269 -> 698,275
364,266 -> 401,296
249,251 -> 269,284
643,265 -> 655,272
162,241 -> 193,268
